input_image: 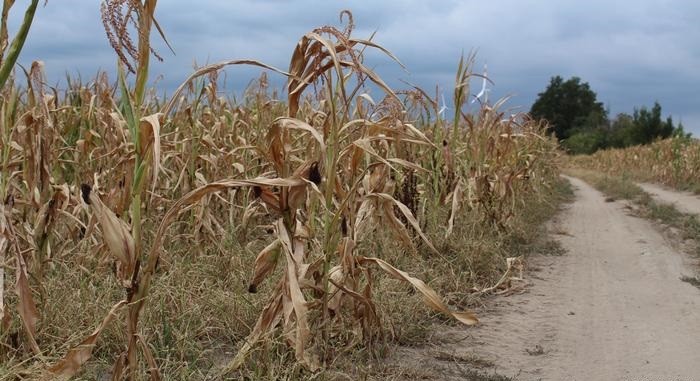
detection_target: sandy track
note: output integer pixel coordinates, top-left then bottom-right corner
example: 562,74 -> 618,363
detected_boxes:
398,176 -> 700,380
638,182 -> 700,215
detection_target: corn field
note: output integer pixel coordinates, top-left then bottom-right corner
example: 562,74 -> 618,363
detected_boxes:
0,3 -> 560,379
568,137 -> 700,192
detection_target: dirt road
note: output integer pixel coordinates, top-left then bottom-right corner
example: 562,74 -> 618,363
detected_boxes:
638,182 -> 700,215
399,176 -> 700,380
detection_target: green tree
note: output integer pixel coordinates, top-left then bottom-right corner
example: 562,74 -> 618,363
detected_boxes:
530,76 -> 607,140
674,121 -> 690,139
607,112 -> 635,148
626,102 -> 675,146
588,103 -> 685,154
562,129 -> 607,154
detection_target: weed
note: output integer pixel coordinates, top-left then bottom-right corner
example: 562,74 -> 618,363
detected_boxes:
680,276 -> 700,289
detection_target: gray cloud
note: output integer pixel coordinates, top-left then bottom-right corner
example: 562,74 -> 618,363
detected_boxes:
8,0 -> 700,133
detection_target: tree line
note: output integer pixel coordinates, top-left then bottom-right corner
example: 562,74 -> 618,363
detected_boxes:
530,76 -> 689,154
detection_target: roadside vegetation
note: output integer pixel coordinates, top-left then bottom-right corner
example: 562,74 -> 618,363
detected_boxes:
0,3 -> 566,380
568,137 -> 700,193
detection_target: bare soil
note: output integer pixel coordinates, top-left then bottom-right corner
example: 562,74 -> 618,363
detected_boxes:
394,176 -> 700,380
638,182 -> 700,215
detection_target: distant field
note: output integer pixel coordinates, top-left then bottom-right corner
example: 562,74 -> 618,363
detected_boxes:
567,137 -> 700,193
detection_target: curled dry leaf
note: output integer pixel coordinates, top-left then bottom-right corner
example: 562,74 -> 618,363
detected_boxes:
16,251 -> 41,355
286,185 -> 308,212
232,162 -> 245,174
387,157 -> 428,173
110,352 -> 126,381
248,239 -> 281,293
360,257 -> 478,325
44,300 -> 127,380
477,256 -> 525,294
274,218 -> 313,368
273,117 -> 325,151
366,193 -> 439,255
327,265 -> 348,312
6,191 -> 42,355
380,201 -> 417,253
253,185 -> 281,213
33,185 -> 69,243
138,335 -> 162,381
221,292 -> 285,375
139,113 -> 162,196
80,184 -> 135,286
352,139 -> 398,174
353,198 -> 375,241
445,179 -> 464,238
162,59 -> 292,116
0,202 -> 10,330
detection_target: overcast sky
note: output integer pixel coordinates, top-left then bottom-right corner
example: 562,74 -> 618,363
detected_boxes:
8,0 -> 700,133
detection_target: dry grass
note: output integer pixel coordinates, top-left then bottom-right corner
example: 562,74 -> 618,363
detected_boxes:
0,7 -> 561,380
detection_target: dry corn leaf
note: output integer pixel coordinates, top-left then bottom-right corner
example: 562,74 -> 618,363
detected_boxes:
327,265 -> 346,311
363,165 -> 387,194
138,335 -> 162,381
248,239 -> 281,293
274,117 -> 325,150
139,177 -> 309,323
16,247 -> 41,355
139,113 -> 162,196
265,124 -> 286,174
360,257 -> 478,325
33,186 -> 69,247
387,158 -> 428,173
222,292 -> 284,374
110,353 -> 126,381
338,118 -> 371,136
232,162 -> 245,174
240,202 -> 259,231
306,32 -> 343,85
274,218 -> 312,367
256,186 -> 282,212
81,185 -> 135,284
353,199 -> 373,239
289,180 -> 311,208
358,93 -> 375,106
349,38 -> 406,70
45,300 -> 126,380
381,202 -> 416,253
351,139 -> 397,173
445,179 -> 464,238
0,203 -> 9,329
366,193 -> 438,255
477,256 -> 524,294
357,61 -> 400,104
162,59 -> 291,116
151,177 -> 306,252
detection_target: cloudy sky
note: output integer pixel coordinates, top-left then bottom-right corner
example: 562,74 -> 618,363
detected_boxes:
8,0 -> 700,133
